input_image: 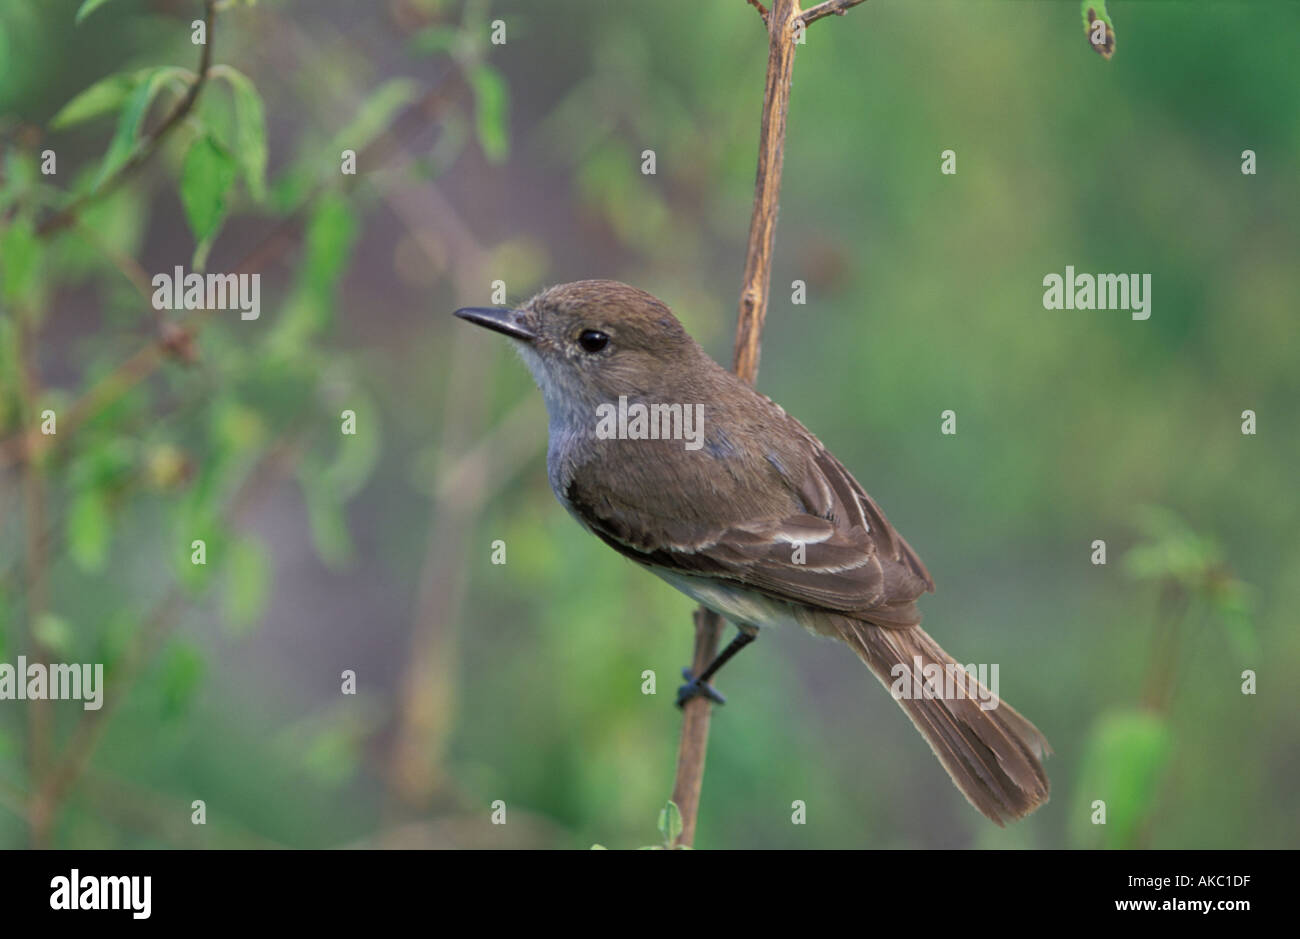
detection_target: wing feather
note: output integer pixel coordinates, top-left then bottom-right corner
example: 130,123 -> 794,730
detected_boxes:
565,441 -> 934,626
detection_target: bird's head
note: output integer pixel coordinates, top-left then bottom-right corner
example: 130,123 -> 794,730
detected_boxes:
454,280 -> 707,425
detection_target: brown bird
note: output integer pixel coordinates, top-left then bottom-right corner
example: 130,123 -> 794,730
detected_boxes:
456,280 -> 1050,824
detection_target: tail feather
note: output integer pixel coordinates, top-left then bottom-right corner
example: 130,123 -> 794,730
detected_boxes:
829,615 -> 1051,825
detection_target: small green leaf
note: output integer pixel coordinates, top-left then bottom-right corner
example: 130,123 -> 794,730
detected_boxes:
303,192 -> 357,297
1081,2 -> 1116,59
213,66 -> 268,202
75,0 -> 118,25
410,25 -> 463,56
323,392 -> 380,499
1070,710 -> 1171,848
67,488 -> 111,573
33,613 -> 75,657
302,725 -> 359,786
469,64 -> 509,163
1080,0 -> 1114,31
300,470 -> 353,567
1211,579 -> 1259,661
1,217 -> 40,304
657,800 -> 684,844
180,134 -> 237,266
330,79 -> 421,156
158,642 -> 205,720
50,71 -> 139,129
224,537 -> 271,633
94,67 -> 174,190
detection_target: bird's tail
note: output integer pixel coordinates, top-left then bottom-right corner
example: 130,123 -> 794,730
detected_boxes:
828,615 -> 1051,825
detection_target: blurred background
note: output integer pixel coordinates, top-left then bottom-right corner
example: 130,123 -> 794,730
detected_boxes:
0,0 -> 1296,849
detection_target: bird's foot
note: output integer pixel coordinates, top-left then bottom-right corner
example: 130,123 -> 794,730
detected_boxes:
676,666 -> 726,708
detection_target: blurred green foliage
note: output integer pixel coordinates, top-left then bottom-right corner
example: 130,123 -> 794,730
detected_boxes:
0,0 -> 1296,849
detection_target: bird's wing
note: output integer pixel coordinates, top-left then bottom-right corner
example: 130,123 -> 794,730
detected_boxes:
564,445 -> 934,626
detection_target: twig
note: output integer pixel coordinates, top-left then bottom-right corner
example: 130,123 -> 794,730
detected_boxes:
669,607 -> 725,846
670,0 -> 868,848
732,0 -> 802,383
800,0 -> 869,27
73,219 -> 157,303
36,0 -> 219,238
15,315 -> 54,847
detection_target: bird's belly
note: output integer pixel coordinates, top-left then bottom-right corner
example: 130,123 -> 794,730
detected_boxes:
651,570 -> 799,631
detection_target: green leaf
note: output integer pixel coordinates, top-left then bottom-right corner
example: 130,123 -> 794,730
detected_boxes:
1,217 -> 40,305
67,488 -> 111,573
180,134 -> 238,266
158,642 -> 205,720
1080,0 -> 1113,31
1210,579 -> 1259,661
300,469 -> 353,567
302,725 -> 359,786
94,67 -> 174,190
224,537 -> 271,633
1081,2 -> 1116,59
330,79 -> 421,156
213,66 -> 268,202
323,392 -> 380,500
75,0 -> 118,25
1123,506 -> 1222,587
303,192 -> 357,298
33,613 -> 74,657
469,64 -> 509,163
410,25 -> 463,56
1070,710 -> 1171,848
50,71 -> 139,129
0,151 -> 37,214
657,800 -> 683,844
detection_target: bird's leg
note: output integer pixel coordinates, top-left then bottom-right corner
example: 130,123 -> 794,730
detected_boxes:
676,625 -> 758,708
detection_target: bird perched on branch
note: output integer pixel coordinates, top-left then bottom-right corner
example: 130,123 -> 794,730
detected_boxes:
456,279 -> 1050,824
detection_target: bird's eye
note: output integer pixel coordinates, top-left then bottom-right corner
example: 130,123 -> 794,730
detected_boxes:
578,329 -> 610,354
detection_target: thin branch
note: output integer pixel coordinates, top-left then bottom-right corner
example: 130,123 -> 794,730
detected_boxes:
746,0 -> 770,26
669,607 -> 725,847
15,314 -> 54,847
36,0 -> 219,238
671,0 -> 810,848
73,219 -> 157,303
800,0 -> 869,27
732,0 -> 801,384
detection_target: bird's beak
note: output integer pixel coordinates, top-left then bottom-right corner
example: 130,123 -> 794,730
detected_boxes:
453,306 -> 536,343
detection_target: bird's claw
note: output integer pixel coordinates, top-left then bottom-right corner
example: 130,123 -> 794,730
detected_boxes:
676,666 -> 726,708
